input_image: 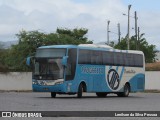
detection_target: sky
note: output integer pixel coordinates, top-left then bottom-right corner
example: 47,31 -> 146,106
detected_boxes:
0,0 -> 160,49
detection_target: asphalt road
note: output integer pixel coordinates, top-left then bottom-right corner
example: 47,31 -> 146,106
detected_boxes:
0,92 -> 160,120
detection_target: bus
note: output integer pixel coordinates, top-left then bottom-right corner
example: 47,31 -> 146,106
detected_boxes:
26,44 -> 145,98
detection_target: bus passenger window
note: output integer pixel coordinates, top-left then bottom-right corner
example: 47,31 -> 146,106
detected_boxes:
66,48 -> 77,80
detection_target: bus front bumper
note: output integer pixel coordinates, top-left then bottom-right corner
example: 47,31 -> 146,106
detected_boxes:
32,84 -> 66,92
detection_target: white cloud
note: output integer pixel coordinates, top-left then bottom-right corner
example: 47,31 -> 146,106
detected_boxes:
0,0 -> 160,49
137,10 -> 160,49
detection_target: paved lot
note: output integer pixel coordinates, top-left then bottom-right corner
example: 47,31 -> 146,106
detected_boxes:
0,92 -> 160,120
1,92 -> 160,111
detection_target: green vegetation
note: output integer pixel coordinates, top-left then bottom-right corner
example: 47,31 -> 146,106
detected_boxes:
0,28 -> 92,72
113,34 -> 156,63
0,27 -> 158,72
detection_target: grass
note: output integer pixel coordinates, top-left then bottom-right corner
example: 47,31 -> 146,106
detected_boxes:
145,62 -> 160,71
143,90 -> 160,93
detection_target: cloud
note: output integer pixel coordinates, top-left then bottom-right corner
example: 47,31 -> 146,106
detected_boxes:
137,10 -> 160,48
0,0 -> 160,49
0,4 -> 27,39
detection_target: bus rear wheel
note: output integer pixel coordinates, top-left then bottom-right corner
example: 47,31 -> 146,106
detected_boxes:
96,92 -> 107,97
117,84 -> 130,97
51,92 -> 56,98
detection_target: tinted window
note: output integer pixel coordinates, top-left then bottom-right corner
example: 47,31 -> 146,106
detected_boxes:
66,48 -> 77,80
114,52 -> 124,66
78,50 -> 91,64
78,49 -> 143,67
134,54 -> 143,67
91,51 -> 102,65
79,50 -> 102,65
124,53 -> 134,66
102,51 -> 114,65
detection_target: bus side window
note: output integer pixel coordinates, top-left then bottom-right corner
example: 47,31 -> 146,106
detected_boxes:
66,48 -> 77,80
124,53 -> 133,67
91,51 -> 102,65
78,49 -> 91,64
135,54 -> 143,67
114,52 -> 124,66
102,51 -> 114,65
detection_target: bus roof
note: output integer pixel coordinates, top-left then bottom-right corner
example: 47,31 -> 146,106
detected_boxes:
39,45 -> 77,49
38,44 -> 143,55
78,44 -> 113,49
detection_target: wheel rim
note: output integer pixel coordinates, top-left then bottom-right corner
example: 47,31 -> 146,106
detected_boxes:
125,85 -> 129,96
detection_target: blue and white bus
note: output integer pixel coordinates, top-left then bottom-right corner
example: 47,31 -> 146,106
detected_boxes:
27,44 -> 145,98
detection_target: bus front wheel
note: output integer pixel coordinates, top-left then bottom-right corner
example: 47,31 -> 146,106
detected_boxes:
117,83 -> 130,97
77,84 -> 83,98
51,92 -> 56,98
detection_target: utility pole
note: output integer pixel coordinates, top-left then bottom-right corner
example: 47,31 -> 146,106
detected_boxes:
117,23 -> 121,43
135,11 -> 138,50
107,20 -> 110,45
137,27 -> 140,50
128,5 -> 132,50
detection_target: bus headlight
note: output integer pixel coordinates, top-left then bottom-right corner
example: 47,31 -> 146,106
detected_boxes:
33,80 -> 38,85
55,81 -> 63,85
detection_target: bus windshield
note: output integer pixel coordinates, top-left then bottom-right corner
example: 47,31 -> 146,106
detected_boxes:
33,48 -> 66,80
34,58 -> 63,80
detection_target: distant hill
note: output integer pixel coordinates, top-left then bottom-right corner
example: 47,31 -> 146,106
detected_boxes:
0,40 -> 18,49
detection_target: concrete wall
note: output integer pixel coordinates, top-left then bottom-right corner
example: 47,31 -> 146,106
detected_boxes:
145,71 -> 160,90
0,72 -> 32,91
0,71 -> 160,90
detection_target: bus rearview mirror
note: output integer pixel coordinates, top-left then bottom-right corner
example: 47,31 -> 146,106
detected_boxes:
26,57 -> 31,66
62,56 -> 68,66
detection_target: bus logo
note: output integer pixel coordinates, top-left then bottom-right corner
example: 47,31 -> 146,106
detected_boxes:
107,69 -> 120,90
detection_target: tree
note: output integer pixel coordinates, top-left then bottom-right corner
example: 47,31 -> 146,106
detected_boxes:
0,43 -> 9,72
0,42 -> 4,49
56,28 -> 92,44
114,34 -> 156,63
16,30 -> 46,53
3,28 -> 92,71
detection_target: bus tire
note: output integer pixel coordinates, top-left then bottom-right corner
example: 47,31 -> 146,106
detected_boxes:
96,92 -> 107,97
51,92 -> 56,98
117,83 -> 130,97
77,83 -> 83,98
